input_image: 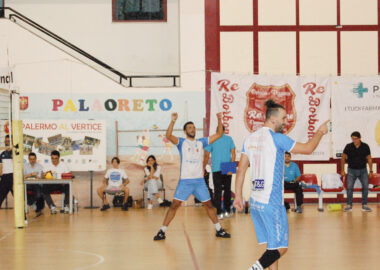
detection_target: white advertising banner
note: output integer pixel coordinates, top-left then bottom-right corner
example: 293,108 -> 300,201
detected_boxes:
210,72 -> 331,160
332,77 -> 380,158
23,119 -> 107,171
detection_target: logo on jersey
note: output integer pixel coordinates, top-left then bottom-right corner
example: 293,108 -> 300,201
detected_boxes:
252,179 -> 265,191
110,172 -> 121,182
244,83 -> 296,134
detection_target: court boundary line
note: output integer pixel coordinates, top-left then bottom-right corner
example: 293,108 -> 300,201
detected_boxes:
0,214 -> 105,270
182,224 -> 200,270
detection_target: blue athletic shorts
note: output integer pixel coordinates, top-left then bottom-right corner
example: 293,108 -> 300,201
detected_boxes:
173,178 -> 211,202
250,198 -> 289,249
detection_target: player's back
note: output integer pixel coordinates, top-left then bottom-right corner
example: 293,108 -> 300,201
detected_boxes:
242,127 -> 292,206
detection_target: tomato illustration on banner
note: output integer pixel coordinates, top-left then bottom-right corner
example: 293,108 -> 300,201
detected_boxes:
4,120 -> 9,134
20,96 -> 29,111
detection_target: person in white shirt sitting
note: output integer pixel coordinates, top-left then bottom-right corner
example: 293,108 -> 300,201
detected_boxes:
97,157 -> 130,211
42,150 -> 71,214
141,155 -> 169,209
24,152 -> 46,214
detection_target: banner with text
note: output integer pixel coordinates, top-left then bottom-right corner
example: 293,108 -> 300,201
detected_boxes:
332,77 -> 380,158
210,72 -> 331,160
23,119 -> 106,171
19,92 -> 204,157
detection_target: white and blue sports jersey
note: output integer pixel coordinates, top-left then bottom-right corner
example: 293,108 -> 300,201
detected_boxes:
242,127 -> 295,205
177,137 -> 208,180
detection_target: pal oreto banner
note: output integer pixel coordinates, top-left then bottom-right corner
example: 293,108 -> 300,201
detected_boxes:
19,92 -> 205,156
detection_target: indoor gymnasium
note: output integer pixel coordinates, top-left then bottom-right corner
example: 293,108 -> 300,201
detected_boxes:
0,1 -> 379,269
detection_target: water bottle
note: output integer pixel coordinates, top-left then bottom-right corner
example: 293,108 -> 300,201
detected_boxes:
74,199 -> 79,212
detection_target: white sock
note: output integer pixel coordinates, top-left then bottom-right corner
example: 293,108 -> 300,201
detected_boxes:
214,222 -> 221,231
161,226 -> 167,232
157,198 -> 164,204
251,261 -> 263,270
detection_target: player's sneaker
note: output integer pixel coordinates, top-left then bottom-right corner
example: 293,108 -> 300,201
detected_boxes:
343,205 -> 352,212
50,206 -> 58,214
63,206 -> 70,214
217,213 -> 224,220
296,206 -> 303,213
153,230 -> 166,241
147,203 -> 153,210
362,205 -> 372,212
31,202 -> 37,211
159,200 -> 171,207
224,211 -> 233,218
248,261 -> 264,270
100,204 -> 110,211
216,228 -> 231,238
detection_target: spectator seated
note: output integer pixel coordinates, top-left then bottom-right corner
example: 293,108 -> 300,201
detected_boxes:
97,157 -> 130,211
142,174 -> 167,208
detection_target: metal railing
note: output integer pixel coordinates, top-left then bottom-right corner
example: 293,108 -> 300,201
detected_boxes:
0,7 -> 180,87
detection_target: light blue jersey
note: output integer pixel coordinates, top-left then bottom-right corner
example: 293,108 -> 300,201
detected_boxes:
242,127 -> 296,249
242,127 -> 295,205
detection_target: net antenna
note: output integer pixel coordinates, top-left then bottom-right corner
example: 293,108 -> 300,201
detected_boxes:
10,88 -> 26,228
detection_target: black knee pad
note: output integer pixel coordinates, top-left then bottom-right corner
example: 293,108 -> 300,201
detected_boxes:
258,249 -> 281,268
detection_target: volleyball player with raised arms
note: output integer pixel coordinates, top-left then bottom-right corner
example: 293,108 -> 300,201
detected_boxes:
153,112 -> 231,240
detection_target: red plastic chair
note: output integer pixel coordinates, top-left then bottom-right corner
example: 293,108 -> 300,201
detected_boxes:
300,174 -> 318,192
369,173 -> 380,192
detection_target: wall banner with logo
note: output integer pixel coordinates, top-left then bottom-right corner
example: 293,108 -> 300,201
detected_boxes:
332,77 -> 380,158
210,72 -> 331,161
23,119 -> 107,171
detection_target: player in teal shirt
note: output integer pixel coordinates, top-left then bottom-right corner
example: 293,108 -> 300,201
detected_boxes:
204,128 -> 236,219
284,152 -> 303,213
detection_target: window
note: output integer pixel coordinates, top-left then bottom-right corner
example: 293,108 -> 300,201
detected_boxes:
206,0 -> 380,76
0,0 -> 4,18
113,0 -> 167,22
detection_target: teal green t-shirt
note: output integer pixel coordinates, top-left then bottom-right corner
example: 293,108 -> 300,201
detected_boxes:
205,134 -> 235,172
284,162 -> 301,182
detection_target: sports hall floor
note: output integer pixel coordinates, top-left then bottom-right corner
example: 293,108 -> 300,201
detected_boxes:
0,204 -> 379,270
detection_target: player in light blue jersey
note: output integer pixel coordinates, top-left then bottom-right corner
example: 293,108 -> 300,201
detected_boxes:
154,112 -> 231,240
234,100 -> 329,270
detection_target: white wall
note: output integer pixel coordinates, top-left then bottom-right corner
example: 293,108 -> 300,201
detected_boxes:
219,0 -> 379,75
5,0 -> 180,76
0,0 -> 206,93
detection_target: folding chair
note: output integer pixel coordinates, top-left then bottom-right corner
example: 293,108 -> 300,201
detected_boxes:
102,178 -> 127,207
142,174 -> 166,208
